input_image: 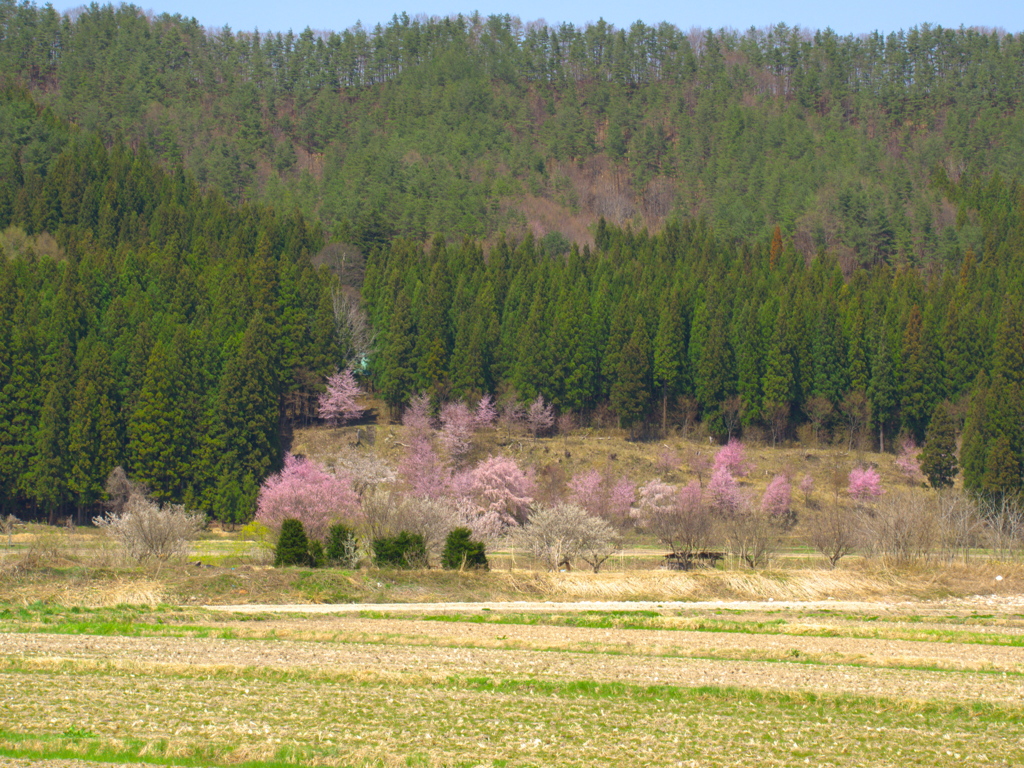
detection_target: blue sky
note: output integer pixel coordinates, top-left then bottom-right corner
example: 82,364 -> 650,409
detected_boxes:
117,0 -> 1023,37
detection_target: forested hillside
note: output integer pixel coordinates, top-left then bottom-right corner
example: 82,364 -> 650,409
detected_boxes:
3,2 -> 1024,261
0,86 -> 346,522
1,3 -> 1024,521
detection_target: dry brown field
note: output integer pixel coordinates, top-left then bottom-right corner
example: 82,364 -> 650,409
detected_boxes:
2,564 -> 1024,767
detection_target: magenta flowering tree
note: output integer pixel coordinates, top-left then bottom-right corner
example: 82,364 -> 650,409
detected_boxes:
256,454 -> 361,541
474,394 -> 497,428
761,475 -> 792,519
894,437 -> 924,485
439,400 -> 475,461
847,466 -> 884,503
800,473 -> 815,504
713,438 -> 753,477
708,465 -> 744,515
318,369 -> 363,425
527,394 -> 555,437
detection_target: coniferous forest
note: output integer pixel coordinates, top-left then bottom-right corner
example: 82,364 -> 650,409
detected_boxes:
2,2 -> 1024,521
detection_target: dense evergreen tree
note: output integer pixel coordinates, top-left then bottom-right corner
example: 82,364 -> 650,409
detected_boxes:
919,402 -> 958,490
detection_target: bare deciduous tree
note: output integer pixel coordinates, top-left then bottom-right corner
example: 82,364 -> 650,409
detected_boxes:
860,488 -> 938,564
808,505 -> 860,568
332,287 -> 375,361
725,506 -> 780,569
515,503 -> 620,572
94,495 -> 204,562
936,489 -> 984,564
104,466 -> 148,517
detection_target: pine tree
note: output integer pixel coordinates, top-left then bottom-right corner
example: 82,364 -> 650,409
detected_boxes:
611,317 -> 652,435
653,297 -> 684,435
127,337 -> 193,502
960,372 -> 990,492
982,434 -> 1021,497
377,292 -> 416,412
919,401 -> 958,489
213,312 -> 281,486
868,333 -> 898,452
899,305 -> 932,441
67,340 -> 120,510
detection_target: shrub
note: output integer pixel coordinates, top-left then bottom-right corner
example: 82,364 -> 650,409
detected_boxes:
441,527 -> 488,570
275,518 -> 312,567
325,523 -> 360,568
372,531 -> 427,568
94,495 -> 204,562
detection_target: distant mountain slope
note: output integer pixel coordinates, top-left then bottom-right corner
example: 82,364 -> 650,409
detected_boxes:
3,3 -> 1023,263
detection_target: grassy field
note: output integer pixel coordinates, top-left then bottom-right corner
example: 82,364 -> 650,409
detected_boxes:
1,598 -> 1023,767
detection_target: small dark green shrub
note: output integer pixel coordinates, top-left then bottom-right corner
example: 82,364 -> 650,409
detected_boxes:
326,523 -> 359,568
308,539 -> 326,568
441,527 -> 488,570
275,518 -> 311,566
372,531 -> 427,568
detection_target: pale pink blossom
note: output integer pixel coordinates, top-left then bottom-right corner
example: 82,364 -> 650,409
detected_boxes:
713,438 -> 753,477
439,400 -> 475,460
527,394 -> 555,437
256,454 -> 361,541
474,394 -> 497,428
318,369 -> 363,425
761,475 -> 792,518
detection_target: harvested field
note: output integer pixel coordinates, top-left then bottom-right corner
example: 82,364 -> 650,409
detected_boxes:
1,596 -> 1023,767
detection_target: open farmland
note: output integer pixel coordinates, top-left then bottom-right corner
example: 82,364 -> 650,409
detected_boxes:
1,595 -> 1023,768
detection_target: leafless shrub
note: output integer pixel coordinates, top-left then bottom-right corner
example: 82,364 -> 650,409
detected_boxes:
981,495 -> 1024,561
1,514 -> 19,548
808,505 -> 860,568
16,524 -> 72,569
860,488 -> 939,565
395,497 -> 464,565
937,490 -> 985,564
515,503 -> 620,572
358,486 -> 412,543
724,506 -> 780,569
94,495 -> 204,563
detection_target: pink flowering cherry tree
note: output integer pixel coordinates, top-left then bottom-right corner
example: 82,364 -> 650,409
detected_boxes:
894,437 -> 924,485
713,438 -> 753,477
567,469 -> 635,528
439,400 -> 475,461
474,394 -> 497,428
256,454 -> 361,542
761,474 -> 792,523
318,369 -> 363,425
847,466 -> 884,504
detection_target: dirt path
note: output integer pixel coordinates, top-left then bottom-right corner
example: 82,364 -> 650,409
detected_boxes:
204,593 -> 1024,616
